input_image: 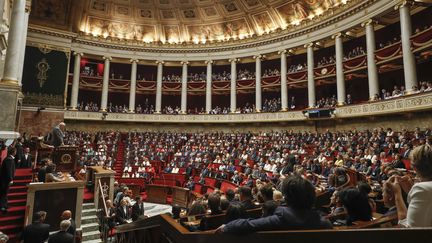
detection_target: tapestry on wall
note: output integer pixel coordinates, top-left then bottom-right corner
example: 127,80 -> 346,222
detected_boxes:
22,46 -> 69,108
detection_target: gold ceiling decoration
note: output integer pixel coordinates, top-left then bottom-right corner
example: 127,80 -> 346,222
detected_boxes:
30,0 -> 352,45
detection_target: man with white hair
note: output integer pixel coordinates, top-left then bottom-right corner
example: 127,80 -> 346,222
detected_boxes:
49,122 -> 66,148
0,231 -> 8,243
48,220 -> 74,243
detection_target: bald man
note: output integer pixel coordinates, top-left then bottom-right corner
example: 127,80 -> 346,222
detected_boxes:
49,122 -> 66,148
61,210 -> 76,239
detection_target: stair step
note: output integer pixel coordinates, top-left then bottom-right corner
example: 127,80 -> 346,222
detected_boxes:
9,186 -> 28,193
82,215 -> 98,224
12,179 -> 32,186
1,206 -> 26,217
82,230 -> 101,241
0,224 -> 23,235
82,222 -> 100,232
8,199 -> 26,207
82,209 -> 97,217
83,203 -> 95,210
8,192 -> 27,200
0,215 -> 24,224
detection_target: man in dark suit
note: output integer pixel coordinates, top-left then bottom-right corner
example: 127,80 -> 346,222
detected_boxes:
21,211 -> 50,243
37,158 -> 51,183
131,196 -> 145,221
48,220 -> 74,243
61,210 -> 76,239
14,138 -> 23,168
217,176 -> 332,234
0,147 -> 16,212
237,186 -> 258,210
21,147 -> 32,168
49,122 -> 66,148
116,199 -> 130,224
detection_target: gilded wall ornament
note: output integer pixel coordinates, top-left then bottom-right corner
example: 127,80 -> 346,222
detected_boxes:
36,58 -> 51,87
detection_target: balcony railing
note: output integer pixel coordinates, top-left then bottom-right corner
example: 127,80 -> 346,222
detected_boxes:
64,92 -> 432,123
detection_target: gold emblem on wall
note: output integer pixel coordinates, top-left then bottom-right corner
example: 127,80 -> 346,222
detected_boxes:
36,58 -> 51,87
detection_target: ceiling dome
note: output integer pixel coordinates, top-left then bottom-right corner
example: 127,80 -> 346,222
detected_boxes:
29,0 -> 351,45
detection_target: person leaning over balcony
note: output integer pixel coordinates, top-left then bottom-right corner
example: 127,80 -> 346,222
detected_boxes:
389,144 -> 432,227
216,176 -> 332,234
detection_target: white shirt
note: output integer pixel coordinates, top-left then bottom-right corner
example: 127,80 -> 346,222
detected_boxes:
400,181 -> 432,227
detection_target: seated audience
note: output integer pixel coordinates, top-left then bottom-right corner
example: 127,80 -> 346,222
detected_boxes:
339,187 -> 372,225
216,176 -> 332,233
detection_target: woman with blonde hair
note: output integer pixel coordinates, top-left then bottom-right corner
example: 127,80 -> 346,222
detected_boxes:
389,144 -> 432,227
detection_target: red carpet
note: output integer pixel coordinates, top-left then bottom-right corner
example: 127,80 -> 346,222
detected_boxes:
0,168 -> 32,242
113,137 -> 125,181
83,187 -> 94,203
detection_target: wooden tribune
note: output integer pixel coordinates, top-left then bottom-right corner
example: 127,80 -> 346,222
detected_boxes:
25,181 -> 85,231
146,185 -> 190,207
51,146 -> 78,171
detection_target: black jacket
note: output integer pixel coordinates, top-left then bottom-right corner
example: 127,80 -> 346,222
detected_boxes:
0,155 -> 15,188
131,202 -> 145,221
116,206 -> 129,224
21,153 -> 32,168
66,218 -> 76,238
21,222 -> 50,243
48,231 -> 74,243
37,166 -> 47,183
223,206 -> 332,233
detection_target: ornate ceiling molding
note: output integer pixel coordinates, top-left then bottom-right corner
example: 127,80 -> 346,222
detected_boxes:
27,0 -> 401,60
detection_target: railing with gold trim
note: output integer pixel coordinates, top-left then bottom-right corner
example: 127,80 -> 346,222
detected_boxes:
64,92 -> 432,123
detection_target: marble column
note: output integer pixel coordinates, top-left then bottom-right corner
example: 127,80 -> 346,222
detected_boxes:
278,50 -> 288,111
70,52 -> 83,110
155,61 -> 164,113
16,0 -> 31,86
100,56 -> 111,112
397,1 -> 418,93
180,61 -> 189,114
305,43 -> 316,108
254,55 -> 264,112
129,59 -> 138,112
205,60 -> 213,113
362,19 -> 380,100
333,33 -> 346,105
229,58 -> 238,113
1,0 -> 26,85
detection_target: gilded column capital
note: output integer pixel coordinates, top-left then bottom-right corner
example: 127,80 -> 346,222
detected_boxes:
304,43 -> 315,49
156,60 -> 164,65
253,54 -> 265,60
73,52 -> 83,57
180,61 -> 189,65
331,32 -> 343,40
130,58 -> 139,63
277,49 -> 287,55
102,56 -> 112,61
394,0 -> 415,10
361,19 -> 377,27
205,60 -> 214,65
228,58 -> 240,63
